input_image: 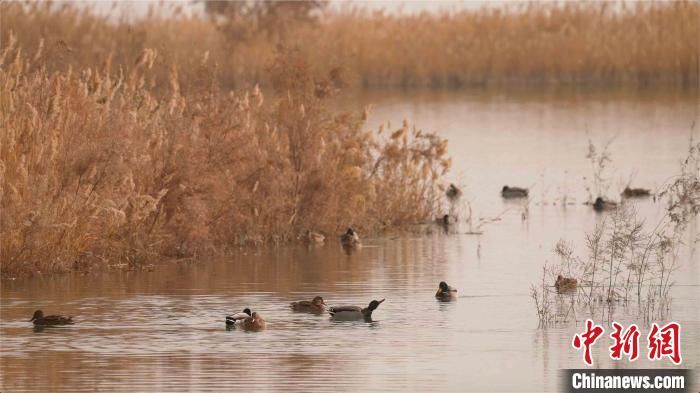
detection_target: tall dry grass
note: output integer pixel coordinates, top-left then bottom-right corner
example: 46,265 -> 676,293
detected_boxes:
1,1 -> 697,89
0,40 -> 450,278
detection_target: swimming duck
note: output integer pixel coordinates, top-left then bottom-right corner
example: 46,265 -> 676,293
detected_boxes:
622,187 -> 651,198
446,184 -> 463,202
225,308 -> 252,326
501,186 -> 529,198
440,214 -> 458,226
593,197 -> 617,212
329,299 -> 385,321
290,296 -> 327,313
435,281 -> 458,299
340,227 -> 361,247
242,312 -> 266,331
302,230 -> 325,245
555,275 -> 578,293
29,310 -> 74,326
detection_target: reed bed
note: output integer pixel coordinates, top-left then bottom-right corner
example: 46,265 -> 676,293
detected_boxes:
1,1 -> 697,90
0,41 -> 450,278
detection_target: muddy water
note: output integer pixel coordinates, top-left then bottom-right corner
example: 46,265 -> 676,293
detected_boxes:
1,88 -> 698,392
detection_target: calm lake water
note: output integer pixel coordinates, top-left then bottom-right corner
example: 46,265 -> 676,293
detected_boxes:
1,88 -> 698,392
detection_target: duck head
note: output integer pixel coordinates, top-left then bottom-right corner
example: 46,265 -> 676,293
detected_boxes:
243,308 -> 252,316
345,227 -> 356,236
437,281 -> 450,293
312,296 -> 326,306
594,197 -> 604,205
367,299 -> 385,311
29,310 -> 43,322
502,185 -> 509,192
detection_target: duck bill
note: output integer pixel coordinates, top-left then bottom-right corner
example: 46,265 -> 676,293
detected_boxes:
436,287 -> 443,294
29,317 -> 35,322
378,299 -> 385,304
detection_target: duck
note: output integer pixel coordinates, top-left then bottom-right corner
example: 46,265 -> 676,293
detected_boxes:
29,310 -> 74,326
329,299 -> 385,321
501,185 -> 529,198
622,187 -> 651,198
593,197 -> 617,212
440,214 -> 458,226
446,183 -> 463,202
340,227 -> 361,247
302,230 -> 325,245
435,281 -> 458,299
242,312 -> 266,331
225,308 -> 251,326
290,296 -> 327,313
555,275 -> 578,293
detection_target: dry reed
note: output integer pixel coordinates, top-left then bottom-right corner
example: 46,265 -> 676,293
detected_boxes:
0,41 -> 450,278
1,1 -> 697,89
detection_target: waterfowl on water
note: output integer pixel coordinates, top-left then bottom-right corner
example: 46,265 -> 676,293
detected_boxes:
225,308 -> 251,326
302,230 -> 325,245
446,184 -> 463,202
501,185 -> 529,198
622,187 -> 651,198
555,275 -> 578,293
242,312 -> 266,331
29,310 -> 74,326
593,197 -> 617,212
329,299 -> 385,321
440,214 -> 458,226
340,227 -> 361,247
290,296 -> 327,313
435,281 -> 458,299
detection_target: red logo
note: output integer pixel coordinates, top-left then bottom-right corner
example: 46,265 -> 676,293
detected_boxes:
647,322 -> 682,365
572,320 -> 681,366
572,319 -> 605,366
609,322 -> 640,361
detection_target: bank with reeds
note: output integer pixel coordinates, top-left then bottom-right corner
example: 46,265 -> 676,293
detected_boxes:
0,43 -> 450,278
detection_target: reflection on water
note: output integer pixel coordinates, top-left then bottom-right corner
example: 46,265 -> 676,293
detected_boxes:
1,89 -> 698,392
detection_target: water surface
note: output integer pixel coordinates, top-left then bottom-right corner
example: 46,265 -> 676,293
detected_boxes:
1,88 -> 698,392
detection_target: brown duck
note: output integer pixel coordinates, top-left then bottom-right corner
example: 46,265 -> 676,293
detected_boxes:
555,275 -> 577,293
593,197 -> 617,212
501,186 -> 529,199
622,187 -> 651,198
30,310 -> 74,326
242,312 -> 266,331
290,296 -> 327,313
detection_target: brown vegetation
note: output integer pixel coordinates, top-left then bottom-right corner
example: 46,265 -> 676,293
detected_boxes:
1,1 -> 697,90
0,40 -> 449,278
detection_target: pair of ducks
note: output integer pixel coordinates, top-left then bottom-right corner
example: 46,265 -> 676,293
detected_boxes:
594,187 -> 652,212
303,227 -> 361,248
225,308 -> 266,331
